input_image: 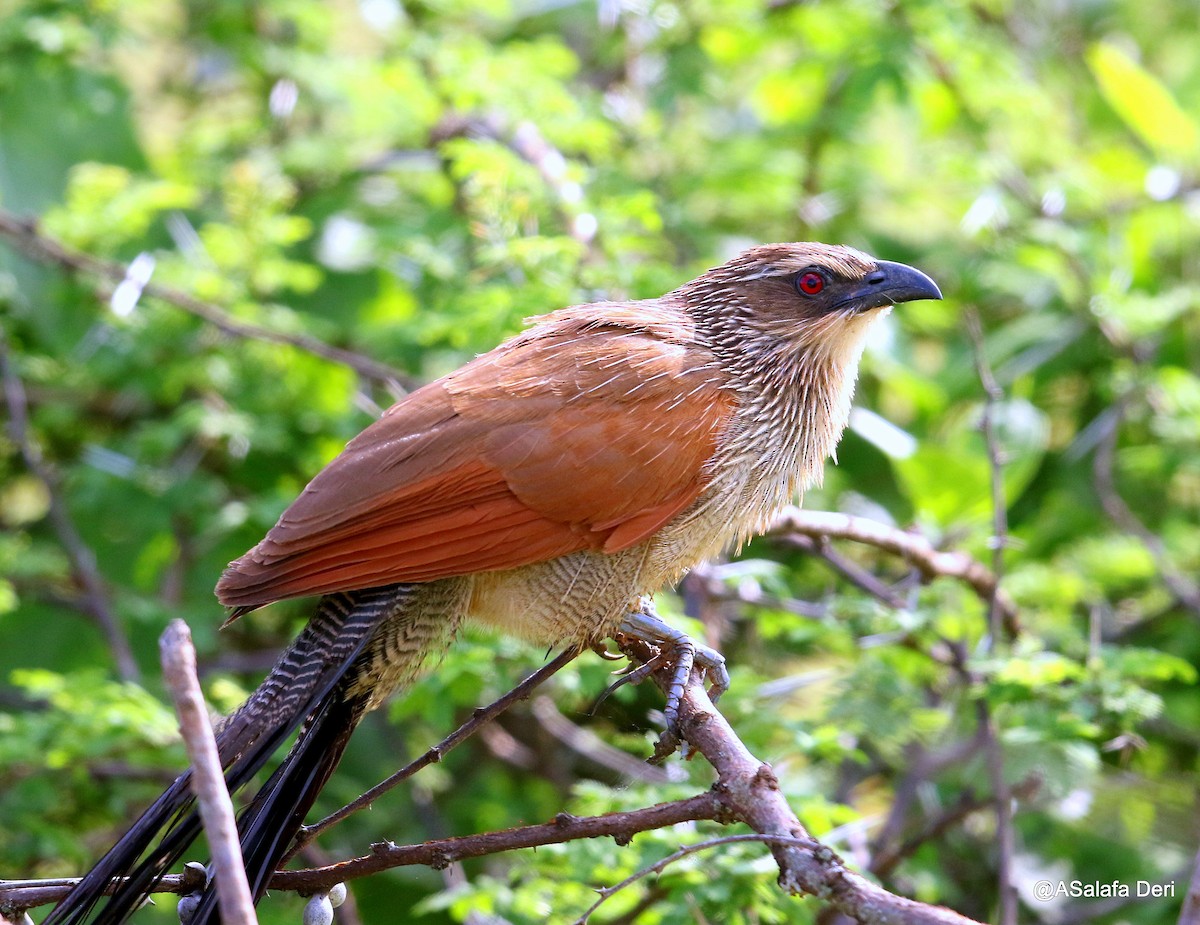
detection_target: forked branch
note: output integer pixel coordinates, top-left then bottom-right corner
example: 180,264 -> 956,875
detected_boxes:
2,646 -> 984,925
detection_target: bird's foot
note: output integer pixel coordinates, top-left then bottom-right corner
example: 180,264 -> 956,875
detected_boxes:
616,599 -> 729,736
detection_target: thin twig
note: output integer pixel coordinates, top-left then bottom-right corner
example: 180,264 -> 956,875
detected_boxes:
3,650 -> 990,924
686,563 -> 826,620
965,311 -> 1016,925
600,884 -> 671,925
574,833 -> 821,924
780,533 -> 908,609
965,310 -> 1011,646
275,794 -> 725,893
867,731 -> 989,874
428,114 -> 598,247
478,722 -> 539,769
1093,394 -> 1200,617
0,210 -> 408,388
1182,847 -> 1200,925
159,620 -> 257,925
530,696 -> 678,784
769,508 -> 1020,637
0,332 -> 139,681
872,775 -> 1039,880
285,647 -> 580,859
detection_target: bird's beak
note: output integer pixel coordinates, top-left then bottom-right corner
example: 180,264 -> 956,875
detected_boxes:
836,260 -> 943,312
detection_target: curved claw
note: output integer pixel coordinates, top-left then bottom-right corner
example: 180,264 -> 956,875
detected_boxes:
616,599 -> 731,736
590,641 -> 625,661
589,658 -> 659,715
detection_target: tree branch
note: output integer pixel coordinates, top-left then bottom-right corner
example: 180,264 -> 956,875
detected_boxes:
778,532 -> 908,610
1,644 -> 987,924
0,331 -> 139,681
286,647 -> 580,858
1092,394 -> 1200,617
769,508 -> 1020,637
870,774 -> 1040,880
965,310 -> 1016,925
529,695 -> 678,784
575,833 -> 823,924
965,309 -> 1012,645
619,638 -> 987,925
0,210 -> 408,389
0,794 -> 727,909
159,620 -> 257,925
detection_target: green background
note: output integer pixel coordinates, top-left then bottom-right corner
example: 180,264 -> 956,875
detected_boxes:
1,1 -> 1198,923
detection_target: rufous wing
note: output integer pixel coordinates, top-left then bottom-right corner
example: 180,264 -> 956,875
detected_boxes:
216,309 -> 735,613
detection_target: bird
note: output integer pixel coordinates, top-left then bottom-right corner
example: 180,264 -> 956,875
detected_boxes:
43,242 -> 941,925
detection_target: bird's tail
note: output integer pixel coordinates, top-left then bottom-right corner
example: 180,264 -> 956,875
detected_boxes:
43,583 -> 415,925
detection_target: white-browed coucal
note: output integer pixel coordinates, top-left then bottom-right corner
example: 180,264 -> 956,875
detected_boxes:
44,242 -> 941,925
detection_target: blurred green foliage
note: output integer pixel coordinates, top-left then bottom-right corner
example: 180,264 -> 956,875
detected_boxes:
1,1 -> 1198,923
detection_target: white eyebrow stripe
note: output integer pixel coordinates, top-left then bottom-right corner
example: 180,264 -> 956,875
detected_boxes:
734,268 -> 782,281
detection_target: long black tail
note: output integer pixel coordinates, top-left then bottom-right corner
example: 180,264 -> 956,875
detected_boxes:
188,687 -> 368,925
44,584 -> 410,925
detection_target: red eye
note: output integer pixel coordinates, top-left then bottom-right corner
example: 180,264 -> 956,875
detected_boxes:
797,271 -> 825,295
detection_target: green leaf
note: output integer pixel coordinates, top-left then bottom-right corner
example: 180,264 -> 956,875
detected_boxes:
892,440 -> 992,526
1087,42 -> 1200,162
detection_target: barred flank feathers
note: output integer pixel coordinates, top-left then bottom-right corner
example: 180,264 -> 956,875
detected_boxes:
44,584 -> 411,925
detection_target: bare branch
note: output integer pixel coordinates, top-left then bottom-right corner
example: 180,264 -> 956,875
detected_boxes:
867,731 -> 989,873
1181,845 -> 1200,925
0,331 -> 139,681
0,508 -> 1023,922
779,532 -> 908,609
160,620 -> 257,925
274,794 -> 726,894
965,310 -> 1012,646
976,706 -> 1016,925
1093,394 -> 1200,617
2,645 -> 989,924
0,795 -> 725,909
0,210 -> 409,389
478,722 -> 539,770
286,647 -> 579,858
530,696 -> 678,784
687,562 -> 826,620
574,833 -> 822,924
769,508 -> 1020,637
871,774 -> 1040,880
965,310 -> 1016,925
621,639 -> 987,925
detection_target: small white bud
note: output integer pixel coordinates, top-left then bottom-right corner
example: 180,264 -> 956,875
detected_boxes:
327,883 -> 347,908
303,893 -> 334,925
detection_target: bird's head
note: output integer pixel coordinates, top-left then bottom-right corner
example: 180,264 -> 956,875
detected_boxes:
678,242 -> 942,359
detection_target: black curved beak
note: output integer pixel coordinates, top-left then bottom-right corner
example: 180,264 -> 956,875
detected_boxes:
837,260 -> 942,312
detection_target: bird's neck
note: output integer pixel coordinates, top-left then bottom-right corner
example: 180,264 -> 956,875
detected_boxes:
682,291 -> 889,523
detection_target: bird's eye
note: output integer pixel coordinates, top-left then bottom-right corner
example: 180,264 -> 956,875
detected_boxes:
796,271 -> 825,296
